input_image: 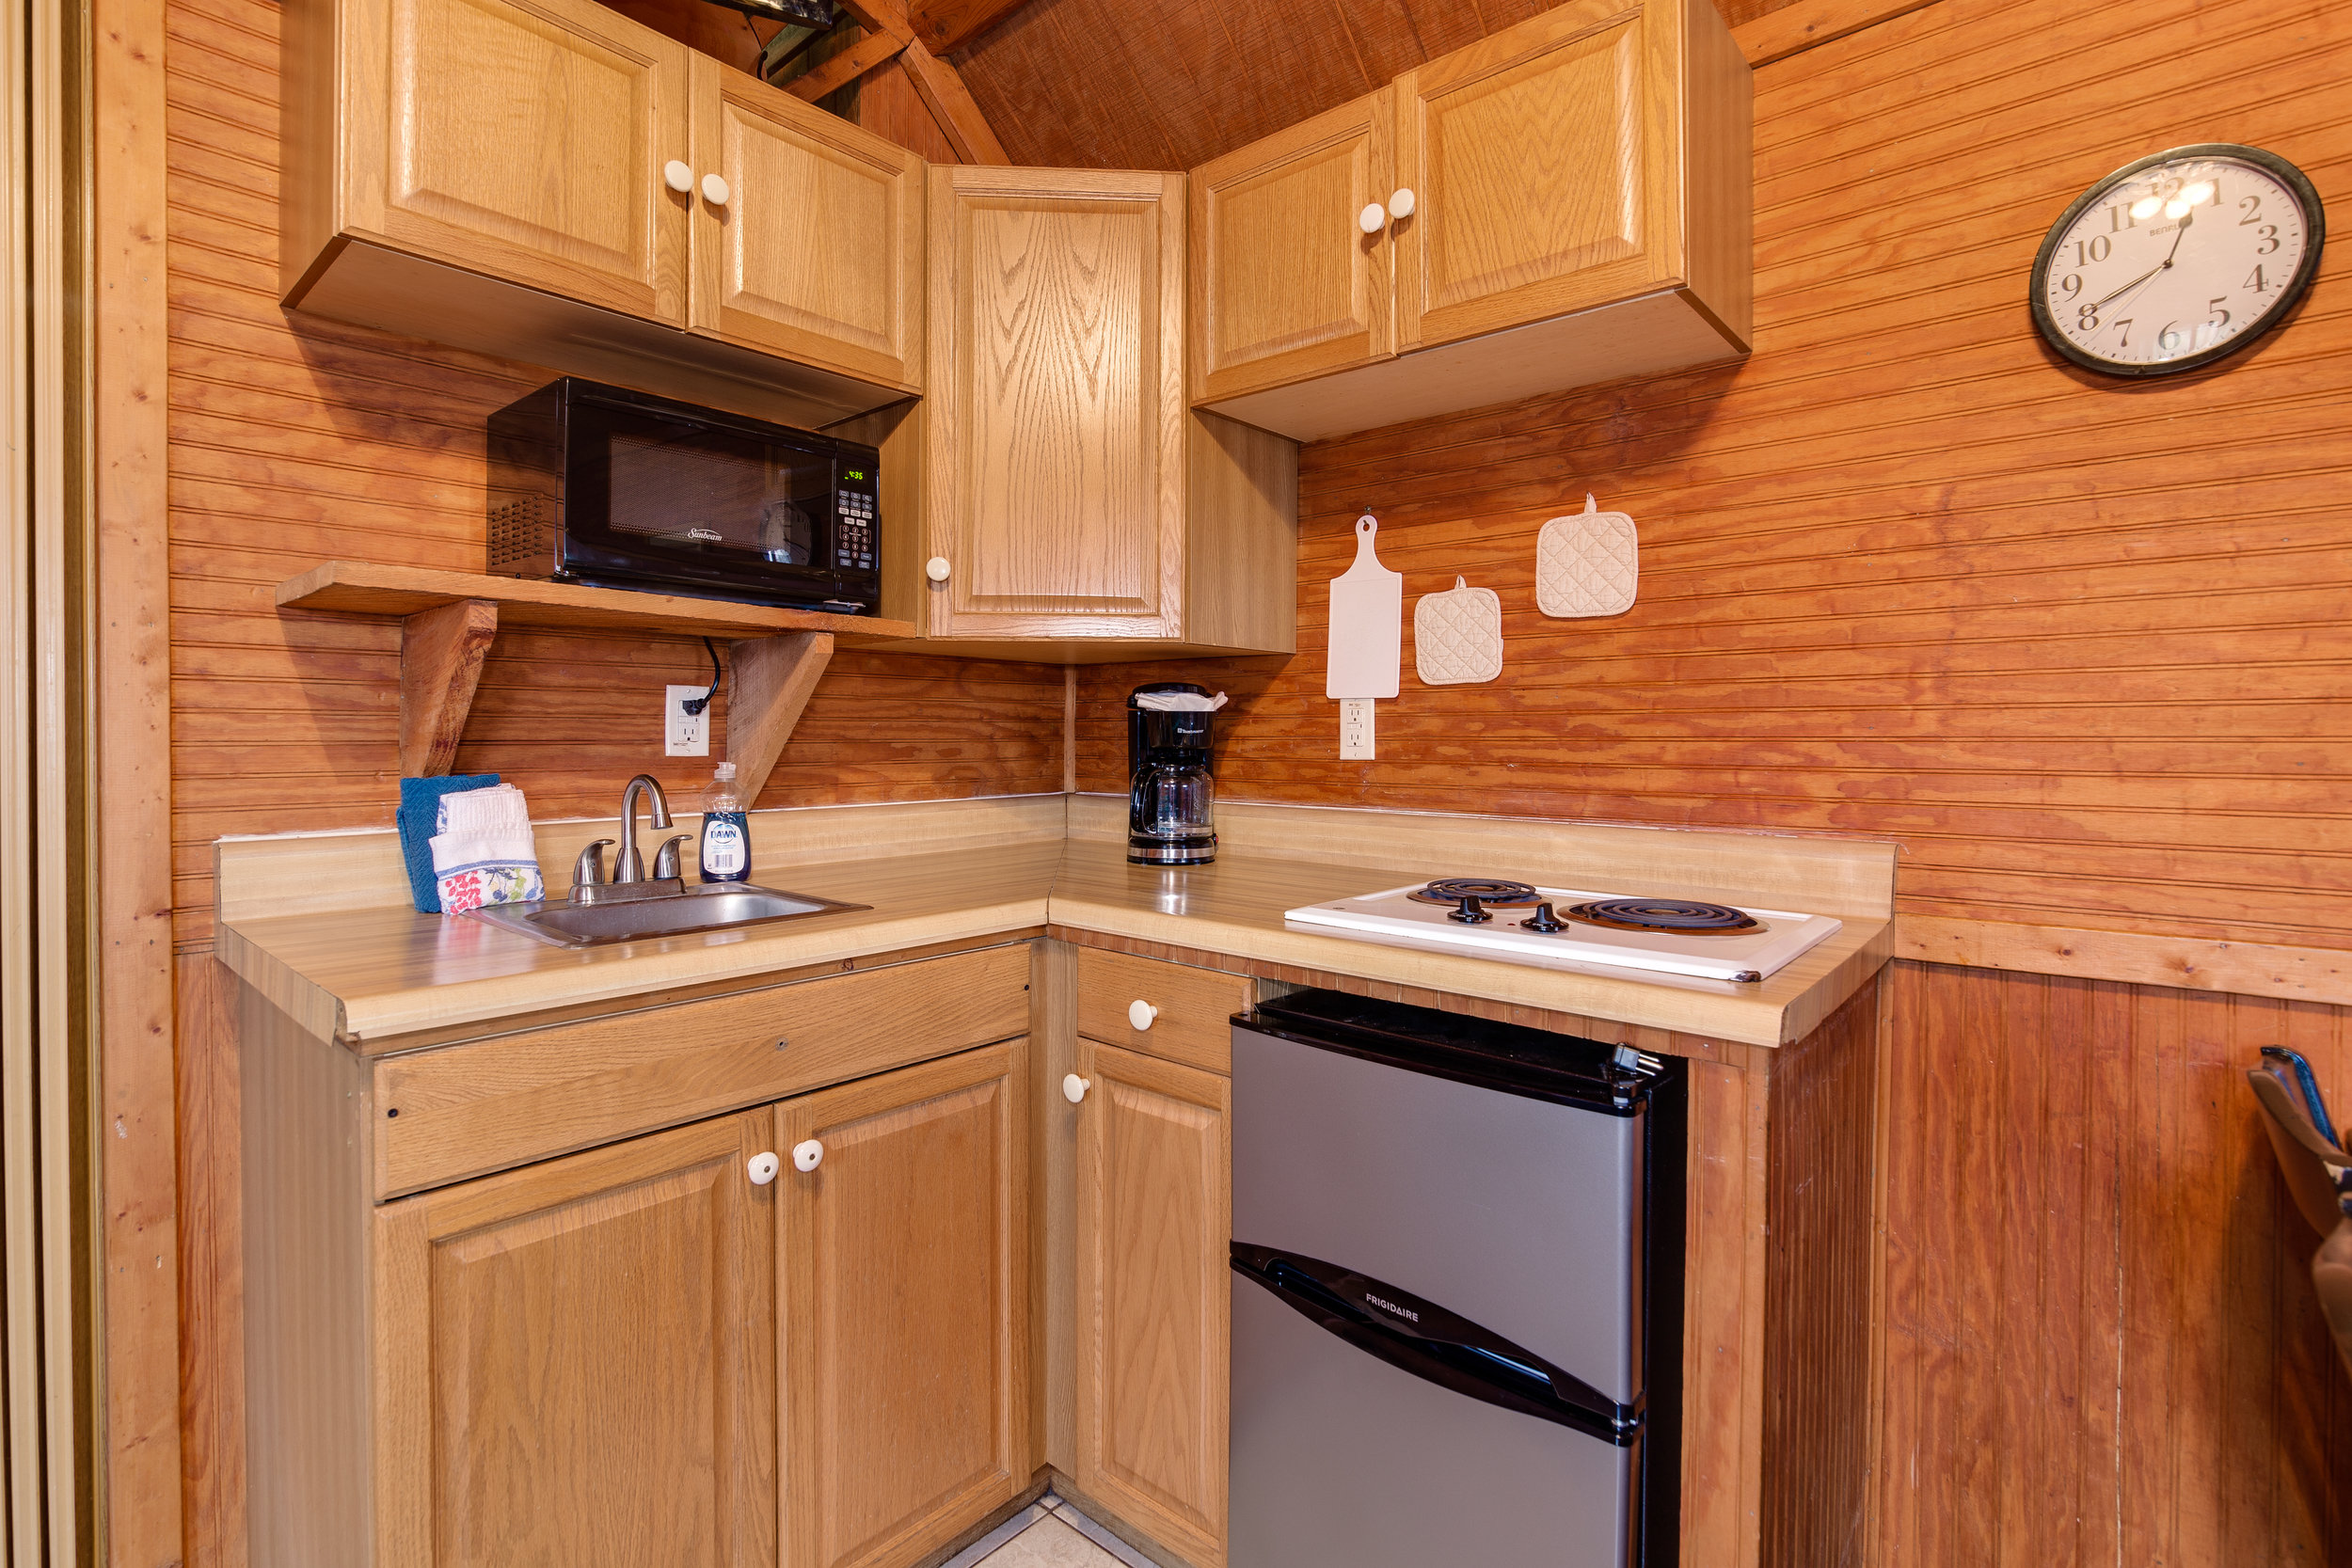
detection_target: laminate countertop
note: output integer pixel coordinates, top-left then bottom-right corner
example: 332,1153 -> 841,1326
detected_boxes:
216,800 -> 1895,1053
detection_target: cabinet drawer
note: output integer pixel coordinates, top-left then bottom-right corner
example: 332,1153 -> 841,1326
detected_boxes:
373,943 -> 1030,1197
1075,948 -> 1249,1075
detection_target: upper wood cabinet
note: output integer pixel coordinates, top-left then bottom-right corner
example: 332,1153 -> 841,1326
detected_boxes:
839,167 -> 1298,658
281,0 -> 922,428
1191,0 -> 1752,442
778,1042 -> 1031,1568
1188,89 -> 1396,405
690,56 -> 926,390
373,1109 -> 778,1567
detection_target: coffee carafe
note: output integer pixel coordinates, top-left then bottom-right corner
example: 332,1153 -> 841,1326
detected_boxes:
1128,682 -> 1219,865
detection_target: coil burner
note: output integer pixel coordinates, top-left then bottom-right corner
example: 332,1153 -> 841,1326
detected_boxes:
1566,898 -> 1761,936
1406,878 -> 1542,909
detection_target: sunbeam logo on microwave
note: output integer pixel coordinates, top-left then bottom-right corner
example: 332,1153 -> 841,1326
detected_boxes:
688,527 -> 723,542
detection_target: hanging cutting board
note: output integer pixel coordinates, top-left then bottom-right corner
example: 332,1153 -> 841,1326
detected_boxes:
1327,515 -> 1402,699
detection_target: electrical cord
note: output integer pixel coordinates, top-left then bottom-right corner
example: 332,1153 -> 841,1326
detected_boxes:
681,637 -> 723,717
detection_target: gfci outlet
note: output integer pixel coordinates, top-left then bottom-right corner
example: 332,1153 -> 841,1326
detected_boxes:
1340,699 -> 1375,760
665,685 -> 711,756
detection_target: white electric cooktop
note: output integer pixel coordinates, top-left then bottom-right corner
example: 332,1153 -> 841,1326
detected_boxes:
1283,877 -> 1843,984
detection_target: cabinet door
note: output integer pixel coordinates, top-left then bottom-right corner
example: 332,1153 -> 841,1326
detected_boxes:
926,167 -> 1187,641
1189,89 -> 1394,404
1393,0 -> 1677,353
778,1041 -> 1031,1568
342,0 -> 692,323
690,58 -> 926,390
373,1110 -> 777,1568
1073,1039 -> 1230,1568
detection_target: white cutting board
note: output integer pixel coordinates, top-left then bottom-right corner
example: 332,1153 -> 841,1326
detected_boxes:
1326,515 -> 1402,699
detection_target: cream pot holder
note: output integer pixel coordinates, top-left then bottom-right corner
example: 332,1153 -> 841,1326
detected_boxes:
1414,577 -> 1503,686
1536,494 -> 1639,618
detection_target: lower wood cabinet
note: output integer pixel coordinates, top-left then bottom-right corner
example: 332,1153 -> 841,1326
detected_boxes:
373,1111 -> 780,1568
779,1041 -> 1032,1568
1071,1038 -> 1232,1568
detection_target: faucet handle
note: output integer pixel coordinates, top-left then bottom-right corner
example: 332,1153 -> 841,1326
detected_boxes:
571,838 -> 612,895
652,834 -> 689,882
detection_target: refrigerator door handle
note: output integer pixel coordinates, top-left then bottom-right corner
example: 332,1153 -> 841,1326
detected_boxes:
1232,1242 -> 1644,1446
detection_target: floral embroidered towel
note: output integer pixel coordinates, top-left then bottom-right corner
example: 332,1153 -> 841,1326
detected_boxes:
430,784 -> 545,914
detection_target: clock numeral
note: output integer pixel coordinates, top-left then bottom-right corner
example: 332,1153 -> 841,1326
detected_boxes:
2115,318 -> 2133,347
2256,223 -> 2280,254
2245,263 -> 2272,293
2108,203 -> 2138,232
2240,194 -> 2263,225
2077,304 -> 2101,331
2157,321 -> 2183,353
2206,297 -> 2231,328
2058,273 -> 2083,299
2073,236 -> 2111,266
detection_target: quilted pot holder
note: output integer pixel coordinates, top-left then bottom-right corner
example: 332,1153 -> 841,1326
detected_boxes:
1536,494 -> 1638,618
1414,577 -> 1503,686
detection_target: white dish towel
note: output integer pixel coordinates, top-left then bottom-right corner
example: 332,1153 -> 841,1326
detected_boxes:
431,784 -> 545,913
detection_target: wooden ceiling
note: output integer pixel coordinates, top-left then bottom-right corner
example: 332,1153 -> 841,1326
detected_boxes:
946,0 -> 1793,170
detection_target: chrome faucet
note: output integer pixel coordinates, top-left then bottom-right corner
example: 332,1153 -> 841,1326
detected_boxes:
615,773 -> 673,883
569,774 -> 680,904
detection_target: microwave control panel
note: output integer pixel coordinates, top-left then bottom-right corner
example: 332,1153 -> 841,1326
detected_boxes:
834,484 -> 876,571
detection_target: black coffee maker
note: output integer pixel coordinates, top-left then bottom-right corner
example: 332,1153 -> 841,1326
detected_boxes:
1128,682 -> 1217,865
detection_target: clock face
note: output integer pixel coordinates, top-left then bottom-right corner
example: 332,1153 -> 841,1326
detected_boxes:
2030,145 -> 2325,376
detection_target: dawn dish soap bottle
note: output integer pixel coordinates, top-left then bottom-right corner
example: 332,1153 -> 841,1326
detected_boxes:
697,762 -> 752,883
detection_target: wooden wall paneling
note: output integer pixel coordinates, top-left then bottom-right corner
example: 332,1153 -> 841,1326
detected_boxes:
1872,958 -> 2352,1567
177,956 -> 246,1568
856,58 -> 961,163
1073,0 -> 2352,958
99,0 -> 188,1546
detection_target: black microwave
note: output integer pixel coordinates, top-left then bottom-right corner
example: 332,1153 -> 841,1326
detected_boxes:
486,378 -> 882,614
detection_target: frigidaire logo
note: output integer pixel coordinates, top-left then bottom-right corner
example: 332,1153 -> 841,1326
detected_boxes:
1364,1293 -> 1419,1323
688,527 -> 723,542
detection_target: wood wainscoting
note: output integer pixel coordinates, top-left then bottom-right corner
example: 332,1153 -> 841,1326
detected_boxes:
1875,959 -> 2352,1567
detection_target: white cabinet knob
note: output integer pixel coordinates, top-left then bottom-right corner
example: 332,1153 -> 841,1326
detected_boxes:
746,1150 -> 781,1185
925,556 -> 952,583
791,1138 -> 824,1172
663,160 -> 693,194
1358,201 -> 1387,235
1062,1073 -> 1091,1104
1128,999 -> 1159,1031
1388,187 -> 1416,220
701,172 -> 731,206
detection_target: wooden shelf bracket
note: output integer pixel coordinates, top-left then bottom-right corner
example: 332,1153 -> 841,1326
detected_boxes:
399,598 -> 499,777
727,631 -> 834,804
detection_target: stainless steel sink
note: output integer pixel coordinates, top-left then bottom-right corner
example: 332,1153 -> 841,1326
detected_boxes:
465,882 -> 869,949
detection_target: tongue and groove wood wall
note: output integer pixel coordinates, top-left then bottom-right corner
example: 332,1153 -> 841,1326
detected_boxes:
162,0 -> 1063,956
1070,0 -> 2352,1561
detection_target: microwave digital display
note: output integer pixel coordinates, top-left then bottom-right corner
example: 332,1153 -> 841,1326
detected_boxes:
485,379 -> 882,615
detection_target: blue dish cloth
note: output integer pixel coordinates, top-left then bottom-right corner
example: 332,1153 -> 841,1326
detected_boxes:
397,774 -> 499,912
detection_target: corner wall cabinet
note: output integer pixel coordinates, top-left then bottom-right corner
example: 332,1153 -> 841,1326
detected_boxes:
1189,0 -> 1754,440
279,0 -> 923,428
835,166 -> 1299,659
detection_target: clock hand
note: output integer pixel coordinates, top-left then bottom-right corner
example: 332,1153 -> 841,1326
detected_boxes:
2086,211 -> 2196,311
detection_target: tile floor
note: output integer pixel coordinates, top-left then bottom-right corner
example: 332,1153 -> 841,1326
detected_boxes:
939,1491 -> 1157,1568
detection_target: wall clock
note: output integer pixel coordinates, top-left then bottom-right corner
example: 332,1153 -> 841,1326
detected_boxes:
2029,143 -> 2324,376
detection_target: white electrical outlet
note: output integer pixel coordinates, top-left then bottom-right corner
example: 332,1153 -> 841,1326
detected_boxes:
1340,699 -> 1375,760
665,685 -> 711,756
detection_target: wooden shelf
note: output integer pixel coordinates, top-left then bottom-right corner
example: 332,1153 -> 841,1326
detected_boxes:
277,561 -> 916,641
279,561 -> 865,797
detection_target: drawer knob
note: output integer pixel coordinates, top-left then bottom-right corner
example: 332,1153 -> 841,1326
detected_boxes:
663,159 -> 693,194
1128,999 -> 1159,1031
701,172 -> 731,206
1062,1072 -> 1091,1104
792,1138 -> 825,1173
1387,186 -> 1417,220
925,556 -> 952,583
746,1150 -> 781,1186
1357,201 -> 1387,235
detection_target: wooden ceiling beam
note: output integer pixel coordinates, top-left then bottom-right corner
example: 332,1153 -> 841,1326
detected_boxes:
905,0 -> 1031,54
784,25 -> 909,101
898,40 -> 1009,163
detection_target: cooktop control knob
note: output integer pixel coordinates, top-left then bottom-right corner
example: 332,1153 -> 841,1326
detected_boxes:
1522,902 -> 1566,933
1447,895 -> 1492,925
